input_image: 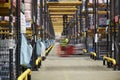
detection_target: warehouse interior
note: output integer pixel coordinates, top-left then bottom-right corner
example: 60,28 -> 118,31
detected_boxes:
1,0 -> 120,80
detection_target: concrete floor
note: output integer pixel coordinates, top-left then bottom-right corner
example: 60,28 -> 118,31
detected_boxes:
32,43 -> 120,80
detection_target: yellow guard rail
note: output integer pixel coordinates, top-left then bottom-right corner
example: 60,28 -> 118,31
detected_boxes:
90,52 -> 97,60
83,49 -> 87,53
18,69 -> 31,80
103,56 -> 116,70
36,57 -> 42,66
103,56 -> 116,65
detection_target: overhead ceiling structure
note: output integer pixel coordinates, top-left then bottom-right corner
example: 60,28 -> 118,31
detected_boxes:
47,0 -> 82,35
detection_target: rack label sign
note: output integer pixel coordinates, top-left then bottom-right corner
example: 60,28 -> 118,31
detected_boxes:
21,12 -> 26,33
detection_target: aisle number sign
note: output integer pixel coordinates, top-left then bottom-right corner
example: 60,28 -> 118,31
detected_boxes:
21,12 -> 26,33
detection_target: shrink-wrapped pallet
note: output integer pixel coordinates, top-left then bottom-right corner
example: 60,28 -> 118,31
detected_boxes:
115,16 -> 119,23
0,39 -> 16,80
20,34 -> 32,65
24,0 -> 32,21
25,10 -> 31,21
4,16 -> 15,22
89,0 -> 93,3
98,0 -> 102,3
98,0 -> 103,3
4,16 -> 16,22
24,3 -> 31,10
24,0 -> 31,3
0,16 -> 2,21
13,0 -> 16,7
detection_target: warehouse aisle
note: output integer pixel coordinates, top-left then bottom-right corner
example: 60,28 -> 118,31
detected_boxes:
32,43 -> 120,80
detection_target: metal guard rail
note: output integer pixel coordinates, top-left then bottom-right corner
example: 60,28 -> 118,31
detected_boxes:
35,44 -> 54,68
103,56 -> 116,70
36,57 -> 42,66
18,69 -> 31,80
45,44 -> 54,56
90,52 -> 97,60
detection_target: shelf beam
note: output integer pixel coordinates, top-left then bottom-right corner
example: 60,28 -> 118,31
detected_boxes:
87,3 -> 108,8
50,12 -> 75,15
48,8 -> 77,12
51,15 -> 73,18
49,6 -> 76,8
47,1 -> 82,6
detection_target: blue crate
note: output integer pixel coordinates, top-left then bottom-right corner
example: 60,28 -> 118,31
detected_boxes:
88,47 -> 95,53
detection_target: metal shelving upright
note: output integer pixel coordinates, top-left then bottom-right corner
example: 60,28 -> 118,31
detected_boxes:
110,0 -> 120,70
93,0 -> 97,54
30,0 -> 38,71
109,0 -> 113,58
90,0 -> 111,59
16,0 -> 21,78
86,0 -> 94,53
85,0 -> 89,50
106,0 -> 110,58
116,0 -> 120,70
78,5 -> 82,43
0,0 -> 22,79
96,0 -> 108,59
